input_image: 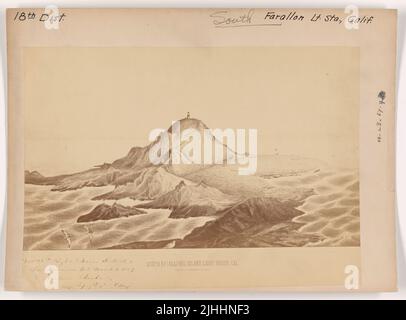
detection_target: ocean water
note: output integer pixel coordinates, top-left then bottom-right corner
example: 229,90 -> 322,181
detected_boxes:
266,168 -> 360,246
24,185 -> 215,250
24,168 -> 359,250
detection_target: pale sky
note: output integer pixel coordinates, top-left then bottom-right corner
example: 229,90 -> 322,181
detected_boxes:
24,47 -> 359,175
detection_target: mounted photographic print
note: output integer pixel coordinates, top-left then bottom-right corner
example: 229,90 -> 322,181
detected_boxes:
5,8 -> 397,291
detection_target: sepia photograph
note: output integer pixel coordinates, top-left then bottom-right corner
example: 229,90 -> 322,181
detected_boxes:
0,3 -> 403,301
23,47 -> 360,251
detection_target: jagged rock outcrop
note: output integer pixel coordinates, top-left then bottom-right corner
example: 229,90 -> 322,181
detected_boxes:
136,180 -> 239,218
175,197 -> 320,248
77,203 -> 146,223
